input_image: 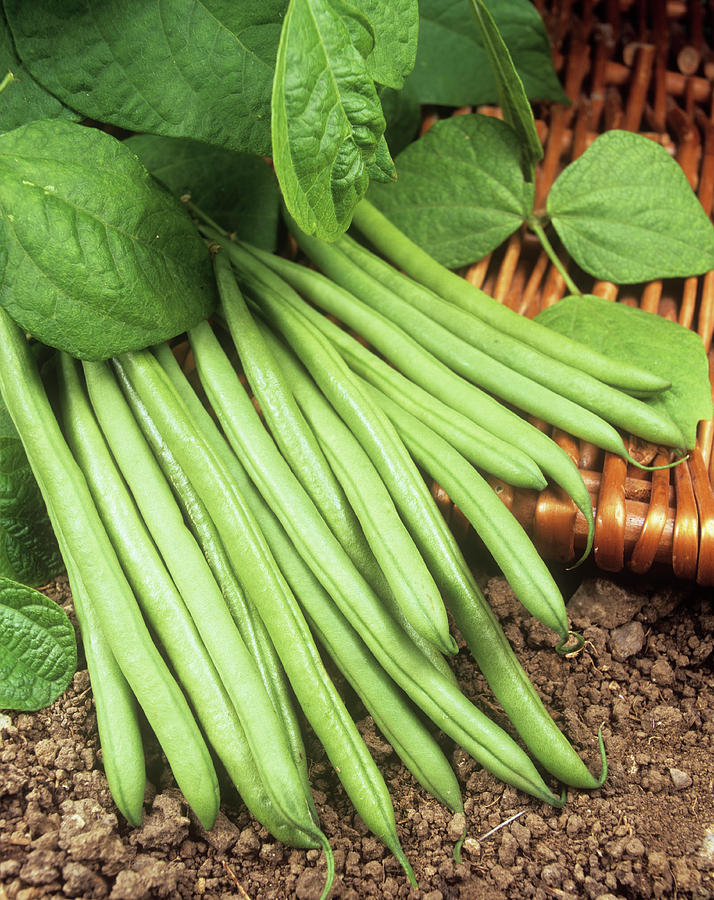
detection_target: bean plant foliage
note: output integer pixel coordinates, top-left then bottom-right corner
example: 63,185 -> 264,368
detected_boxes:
0,396 -> 62,588
0,575 -> 76,711
0,0 -> 711,715
536,296 -> 712,450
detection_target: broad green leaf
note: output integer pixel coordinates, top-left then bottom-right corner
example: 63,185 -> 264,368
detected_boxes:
367,135 -> 397,184
408,0 -> 568,107
380,84 -> 421,157
4,0 -> 286,156
369,114 -> 532,267
0,400 -> 63,586
0,11 -> 80,134
349,0 -> 419,89
468,0 -> 542,178
0,119 -> 216,360
333,0 -> 375,60
125,136 -> 280,251
0,575 -> 76,711
272,0 -> 386,241
536,295 -> 712,449
547,131 -> 714,283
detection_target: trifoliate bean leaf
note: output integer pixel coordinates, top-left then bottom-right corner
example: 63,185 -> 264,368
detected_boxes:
547,131 -> 714,283
0,119 -> 216,360
0,575 -> 76,711
369,114 -> 532,267
536,294 -> 712,449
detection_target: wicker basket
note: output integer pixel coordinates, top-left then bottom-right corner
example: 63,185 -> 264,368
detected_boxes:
430,0 -> 714,584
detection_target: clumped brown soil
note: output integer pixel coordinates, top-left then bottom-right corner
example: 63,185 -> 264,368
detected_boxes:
1,566 -> 713,900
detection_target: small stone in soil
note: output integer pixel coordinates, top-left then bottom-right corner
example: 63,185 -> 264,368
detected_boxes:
669,768 -> 693,790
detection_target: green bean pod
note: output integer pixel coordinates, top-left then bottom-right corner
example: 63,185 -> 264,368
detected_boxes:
153,342 -> 458,688
0,307 -> 219,830
214,255 -> 453,656
84,359 -> 328,863
62,554 -> 146,826
58,355 -> 318,847
233,263 -> 583,629
350,200 -> 670,396
115,347 -> 413,886
344,381 -> 606,787
243,306 -> 603,788
187,304 -> 561,806
207,232 -> 545,492
293,232 -> 683,455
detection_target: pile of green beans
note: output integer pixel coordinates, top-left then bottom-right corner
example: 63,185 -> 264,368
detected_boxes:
6,209 -> 662,888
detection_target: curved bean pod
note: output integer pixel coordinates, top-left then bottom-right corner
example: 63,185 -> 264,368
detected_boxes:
350,200 -> 670,396
345,381 -> 606,787
359,379 -> 569,638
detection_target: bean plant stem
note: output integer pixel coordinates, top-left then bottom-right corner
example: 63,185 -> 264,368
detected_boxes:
528,217 -> 582,297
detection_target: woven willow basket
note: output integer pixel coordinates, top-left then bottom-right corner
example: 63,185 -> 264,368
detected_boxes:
430,0 -> 714,585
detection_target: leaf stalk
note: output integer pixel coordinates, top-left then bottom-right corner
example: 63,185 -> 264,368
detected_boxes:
528,217 -> 582,297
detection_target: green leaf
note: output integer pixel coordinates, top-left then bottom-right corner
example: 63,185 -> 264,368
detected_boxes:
547,131 -> 714,283
0,11 -> 80,134
536,295 -> 712,449
348,0 -> 419,89
0,575 -> 76,711
333,0 -> 375,60
272,0 -> 386,241
0,119 -> 216,360
0,397 -> 63,586
125,135 -> 281,251
369,114 -> 532,267
408,0 -> 568,107
468,0 -> 542,178
367,135 -> 397,184
380,84 -> 421,157
4,0 -> 286,156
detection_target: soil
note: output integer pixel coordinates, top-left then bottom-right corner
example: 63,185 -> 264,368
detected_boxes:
1,563 -> 712,900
